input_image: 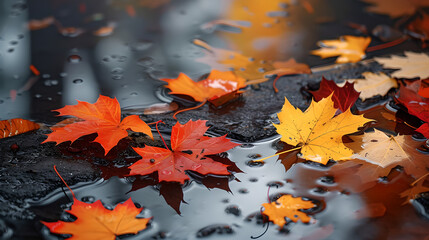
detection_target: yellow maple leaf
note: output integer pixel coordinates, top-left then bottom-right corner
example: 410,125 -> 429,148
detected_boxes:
274,94 -> 372,164
348,129 -> 409,168
311,36 -> 371,63
262,195 -> 315,227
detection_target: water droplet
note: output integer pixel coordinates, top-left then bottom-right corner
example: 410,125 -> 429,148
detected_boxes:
0,100 -> 4,104
68,55 -> 82,63
34,94 -> 42,98
17,34 -> 24,39
137,57 -> 154,67
240,143 -> 254,148
245,160 -> 265,168
238,188 -> 248,194
81,196 -> 95,203
130,92 -> 138,96
247,153 -> 261,159
60,72 -> 67,78
267,181 -> 284,188
10,41 -> 18,45
118,56 -> 127,62
8,48 -> 14,53
318,176 -> 335,185
225,205 -> 241,216
196,224 -> 234,238
249,177 -> 258,182
73,79 -> 83,84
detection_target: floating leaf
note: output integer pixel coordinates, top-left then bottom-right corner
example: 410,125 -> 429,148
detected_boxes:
262,195 -> 315,227
344,72 -> 398,100
42,198 -> 150,240
129,120 -> 240,184
43,95 -> 153,155
361,0 -> 429,18
274,94 -> 372,164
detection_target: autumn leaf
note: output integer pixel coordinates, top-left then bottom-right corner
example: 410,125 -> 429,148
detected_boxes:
262,195 -> 315,227
129,120 -> 240,184
42,198 -> 150,239
267,58 -> 312,78
348,129 -> 409,168
343,72 -> 398,100
361,0 -> 429,18
43,95 -> 153,155
162,70 -> 246,106
311,36 -> 371,63
375,51 -> 429,79
418,79 -> 429,98
309,77 -> 360,112
0,118 -> 40,139
273,94 -> 372,164
397,81 -> 429,138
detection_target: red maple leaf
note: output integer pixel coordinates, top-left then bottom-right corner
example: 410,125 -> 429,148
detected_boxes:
43,95 -> 153,154
129,120 -> 240,184
397,81 -> 429,138
309,77 -> 360,112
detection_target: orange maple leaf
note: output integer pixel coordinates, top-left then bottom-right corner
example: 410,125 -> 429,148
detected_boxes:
43,95 -> 153,154
262,195 -> 315,227
42,198 -> 150,239
162,70 -> 246,106
311,36 -> 371,63
0,118 -> 40,139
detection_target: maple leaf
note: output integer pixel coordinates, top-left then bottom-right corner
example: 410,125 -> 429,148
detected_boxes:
343,72 -> 398,101
161,70 -> 246,106
348,129 -> 409,168
42,198 -> 150,239
43,95 -> 153,155
361,0 -> 429,18
418,79 -> 429,98
309,77 -> 360,112
311,36 -> 371,63
375,51 -> 429,79
274,94 -> 372,164
262,195 -> 315,227
0,118 -> 40,139
129,120 -> 240,184
400,179 -> 429,205
397,81 -> 429,138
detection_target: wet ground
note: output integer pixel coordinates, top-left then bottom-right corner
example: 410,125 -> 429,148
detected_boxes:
1,0 -> 429,239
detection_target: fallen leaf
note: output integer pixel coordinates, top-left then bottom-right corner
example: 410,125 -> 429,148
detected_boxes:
129,120 -> 240,183
311,36 -> 371,63
193,39 -> 274,82
375,51 -> 429,79
400,179 -> 429,204
309,77 -> 360,112
361,0 -> 429,18
407,13 -> 429,45
348,129 -> 409,168
162,70 -> 246,106
262,195 -> 315,227
396,81 -> 429,138
274,94 -> 372,164
0,118 -> 40,139
344,72 -> 398,100
43,95 -> 153,155
42,198 -> 150,240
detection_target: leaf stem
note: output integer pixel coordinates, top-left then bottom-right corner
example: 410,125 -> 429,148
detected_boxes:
252,146 -> 302,162
411,172 -> 429,186
53,165 -> 76,199
366,36 -> 408,52
173,99 -> 207,120
155,120 -> 170,151
272,76 -> 281,93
